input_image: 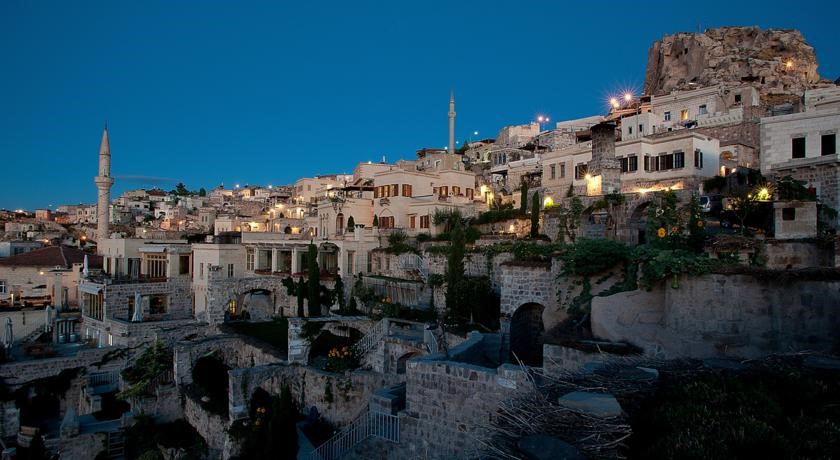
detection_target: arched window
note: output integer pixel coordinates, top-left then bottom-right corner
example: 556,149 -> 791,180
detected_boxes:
336,213 -> 345,235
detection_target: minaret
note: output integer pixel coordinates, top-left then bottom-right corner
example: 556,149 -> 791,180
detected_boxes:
94,126 -> 113,247
448,91 -> 456,154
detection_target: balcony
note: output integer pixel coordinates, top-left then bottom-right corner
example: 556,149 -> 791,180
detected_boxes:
83,274 -> 169,285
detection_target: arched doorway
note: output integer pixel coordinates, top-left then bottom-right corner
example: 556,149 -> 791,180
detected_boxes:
510,303 -> 545,367
629,202 -> 651,245
192,353 -> 230,415
395,351 -> 419,374
581,206 -> 607,239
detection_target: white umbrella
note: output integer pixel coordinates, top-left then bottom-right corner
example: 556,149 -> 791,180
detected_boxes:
132,293 -> 143,322
82,255 -> 89,278
44,305 -> 54,332
4,318 -> 13,349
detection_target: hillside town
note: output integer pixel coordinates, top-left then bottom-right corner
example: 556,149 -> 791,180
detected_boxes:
1,26 -> 840,459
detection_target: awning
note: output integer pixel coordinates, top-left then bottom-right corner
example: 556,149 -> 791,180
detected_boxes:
79,283 -> 103,295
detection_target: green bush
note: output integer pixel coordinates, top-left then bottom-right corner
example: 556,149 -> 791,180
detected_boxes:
416,233 -> 432,243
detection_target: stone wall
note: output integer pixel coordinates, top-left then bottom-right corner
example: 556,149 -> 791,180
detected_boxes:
592,273 -> 840,359
764,239 -> 834,269
174,335 -> 285,387
103,276 -> 193,322
184,393 -> 228,457
0,346 -> 121,387
392,343 -> 530,459
55,432 -> 107,459
543,343 -> 605,375
228,364 -> 390,427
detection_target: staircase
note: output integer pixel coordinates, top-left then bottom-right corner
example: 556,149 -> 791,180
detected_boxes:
398,254 -> 428,283
107,429 -> 125,458
351,319 -> 388,360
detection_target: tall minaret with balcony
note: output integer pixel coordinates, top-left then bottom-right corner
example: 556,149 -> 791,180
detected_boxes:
94,126 -> 113,247
448,91 -> 456,154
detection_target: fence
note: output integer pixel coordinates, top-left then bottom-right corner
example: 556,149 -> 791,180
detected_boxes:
308,408 -> 400,460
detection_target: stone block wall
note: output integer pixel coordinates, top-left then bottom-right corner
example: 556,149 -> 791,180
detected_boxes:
394,353 -> 529,459
174,335 -> 285,387
228,364 -> 390,428
499,262 -> 556,317
184,392 -> 228,456
543,343 -> 606,375
764,239 -> 833,269
103,276 -> 193,322
592,273 -> 840,359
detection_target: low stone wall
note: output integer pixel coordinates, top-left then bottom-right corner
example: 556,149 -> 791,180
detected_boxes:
55,431 -> 107,459
174,335 -> 285,387
0,346 -> 120,387
392,346 -> 530,459
132,383 -> 183,424
592,273 -> 840,359
228,364 -> 390,427
542,343 -> 627,375
184,393 -> 228,456
764,239 -> 834,269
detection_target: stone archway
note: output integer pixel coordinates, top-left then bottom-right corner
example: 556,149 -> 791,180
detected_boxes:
510,302 -> 545,367
581,205 -> 607,239
236,288 -> 274,321
628,201 -> 652,245
395,351 -> 419,375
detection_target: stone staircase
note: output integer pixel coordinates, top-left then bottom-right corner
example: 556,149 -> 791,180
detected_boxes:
307,403 -> 400,460
107,429 -> 125,459
351,319 -> 388,360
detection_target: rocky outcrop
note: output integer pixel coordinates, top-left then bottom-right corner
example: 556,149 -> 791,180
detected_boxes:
644,27 -> 823,97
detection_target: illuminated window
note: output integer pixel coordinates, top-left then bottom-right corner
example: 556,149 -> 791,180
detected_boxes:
680,109 -> 689,121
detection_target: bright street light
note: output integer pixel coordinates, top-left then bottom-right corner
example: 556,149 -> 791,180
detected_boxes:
624,93 -> 633,102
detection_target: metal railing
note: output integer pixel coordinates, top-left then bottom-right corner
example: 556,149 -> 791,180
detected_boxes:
308,407 -> 400,460
397,253 -> 428,282
351,319 -> 388,359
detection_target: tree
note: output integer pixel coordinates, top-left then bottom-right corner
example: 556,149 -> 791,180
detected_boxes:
445,217 -> 466,323
346,215 -> 355,232
555,186 -> 584,243
372,215 -> 379,227
198,187 -> 207,197
520,179 -> 529,215
686,194 -> 707,252
282,276 -> 307,317
172,182 -> 192,196
592,191 -> 626,240
307,244 -> 320,316
530,192 -> 540,238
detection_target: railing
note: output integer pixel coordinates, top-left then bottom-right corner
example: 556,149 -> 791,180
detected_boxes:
397,253 -> 428,282
84,274 -> 169,285
351,319 -> 388,359
308,407 -> 400,460
0,311 -> 48,346
88,371 -> 119,387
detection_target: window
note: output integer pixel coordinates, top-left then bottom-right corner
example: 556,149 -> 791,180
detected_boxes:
391,184 -> 398,197
84,292 -> 104,321
664,111 -> 671,121
628,126 -> 633,135
680,109 -> 689,121
734,94 -> 742,104
432,187 -> 438,196
560,163 -> 566,178
440,186 -> 448,197
466,188 -> 474,200
822,134 -> 836,156
149,294 -> 167,315
199,263 -> 204,279
694,149 -> 704,169
452,186 -> 461,196
782,208 -> 796,221
699,104 -> 708,115
792,137 -> 806,159
574,164 -> 588,180
347,251 -> 355,275
379,216 -> 394,228
674,151 -> 685,169
659,153 -> 674,170
549,164 -> 556,179
420,215 -> 430,228
246,249 -> 255,271
620,155 -> 638,173
639,124 -> 644,134
410,215 -> 416,228
144,254 -> 167,279
227,263 -> 234,278
644,155 -> 658,172
179,255 -> 190,275
128,258 -> 140,279
0,280 -> 5,294
402,184 -> 413,197
373,187 -> 379,198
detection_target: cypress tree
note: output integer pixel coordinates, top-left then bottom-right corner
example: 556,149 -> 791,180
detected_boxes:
372,215 -> 379,227
307,244 -> 320,316
530,192 -> 540,238
445,216 -> 466,323
520,180 -> 529,215
346,215 -> 355,231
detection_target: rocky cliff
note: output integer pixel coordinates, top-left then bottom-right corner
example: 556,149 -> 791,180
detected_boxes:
644,27 -> 822,97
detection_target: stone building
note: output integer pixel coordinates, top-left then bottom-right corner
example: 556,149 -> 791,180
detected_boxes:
760,86 -> 840,223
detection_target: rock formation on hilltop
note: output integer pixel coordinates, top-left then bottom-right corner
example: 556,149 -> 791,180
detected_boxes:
644,27 -> 822,97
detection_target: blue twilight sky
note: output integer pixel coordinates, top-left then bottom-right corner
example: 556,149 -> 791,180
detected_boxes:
1,1 -> 839,210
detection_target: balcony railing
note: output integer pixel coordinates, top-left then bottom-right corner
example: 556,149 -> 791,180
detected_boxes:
84,274 -> 169,285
